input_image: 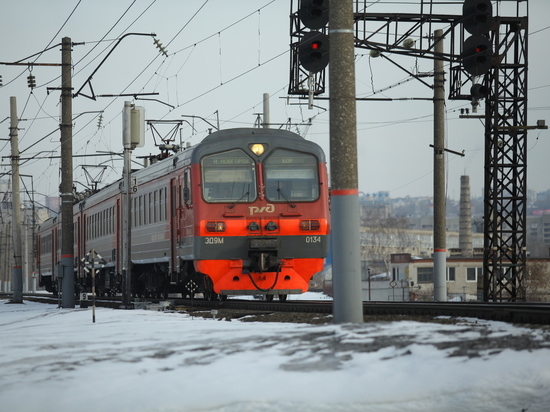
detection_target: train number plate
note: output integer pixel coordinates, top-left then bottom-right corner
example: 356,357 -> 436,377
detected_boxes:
250,238 -> 278,249
205,237 -> 224,245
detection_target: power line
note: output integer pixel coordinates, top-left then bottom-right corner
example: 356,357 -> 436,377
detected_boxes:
165,0 -> 210,49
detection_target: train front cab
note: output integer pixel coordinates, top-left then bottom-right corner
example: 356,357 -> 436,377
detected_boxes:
186,129 -> 329,300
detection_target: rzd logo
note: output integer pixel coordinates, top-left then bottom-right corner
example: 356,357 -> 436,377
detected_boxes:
249,204 -> 275,215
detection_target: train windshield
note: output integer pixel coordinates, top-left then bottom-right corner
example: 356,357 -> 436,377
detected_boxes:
264,149 -> 319,202
201,149 -> 257,203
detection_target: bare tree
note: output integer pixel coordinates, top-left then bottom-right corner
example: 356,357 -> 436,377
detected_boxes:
525,260 -> 550,302
361,213 -> 414,275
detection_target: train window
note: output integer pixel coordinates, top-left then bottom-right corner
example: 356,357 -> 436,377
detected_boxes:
153,190 -> 158,223
184,169 -> 192,205
264,149 -> 319,202
164,187 -> 168,220
149,193 -> 154,224
159,188 -> 164,222
139,196 -> 143,226
201,149 -> 257,203
144,193 -> 148,225
160,187 -> 166,221
132,198 -> 136,227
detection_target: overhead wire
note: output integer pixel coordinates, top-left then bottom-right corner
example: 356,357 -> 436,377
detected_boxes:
73,0 -> 142,76
17,1 -> 151,193
165,0 -> 210,49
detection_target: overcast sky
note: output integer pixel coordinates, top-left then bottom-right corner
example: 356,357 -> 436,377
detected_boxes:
1,0 -> 549,205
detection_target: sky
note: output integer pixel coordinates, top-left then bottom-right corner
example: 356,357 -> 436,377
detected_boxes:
1,297 -> 550,412
1,0 -> 549,206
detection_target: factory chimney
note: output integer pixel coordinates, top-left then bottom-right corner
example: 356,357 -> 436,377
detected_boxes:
459,175 -> 473,257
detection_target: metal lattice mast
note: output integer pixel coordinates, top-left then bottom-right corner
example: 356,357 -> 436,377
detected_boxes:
483,14 -> 528,302
289,1 -> 531,301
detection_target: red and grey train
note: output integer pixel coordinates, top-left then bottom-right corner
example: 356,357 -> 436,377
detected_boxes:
36,128 -> 330,301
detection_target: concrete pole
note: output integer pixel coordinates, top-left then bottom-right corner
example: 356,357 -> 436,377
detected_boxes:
329,0 -> 364,323
10,96 -> 23,303
262,93 -> 270,128
433,29 -> 447,302
7,222 -> 13,293
459,175 -> 473,257
122,101 -> 133,308
23,219 -> 28,292
60,37 -> 75,308
31,191 -> 37,293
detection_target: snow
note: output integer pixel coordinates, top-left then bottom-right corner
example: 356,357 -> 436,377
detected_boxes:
1,297 -> 550,412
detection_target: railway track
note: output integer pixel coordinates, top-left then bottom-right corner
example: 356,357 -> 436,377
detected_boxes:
4,293 -> 550,325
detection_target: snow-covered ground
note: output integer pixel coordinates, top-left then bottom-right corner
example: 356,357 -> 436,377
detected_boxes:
1,298 -> 549,412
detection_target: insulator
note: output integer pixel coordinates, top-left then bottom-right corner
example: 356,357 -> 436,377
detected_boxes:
27,74 -> 36,89
153,38 -> 168,57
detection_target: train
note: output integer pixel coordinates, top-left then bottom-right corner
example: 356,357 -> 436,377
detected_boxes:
36,127 -> 330,301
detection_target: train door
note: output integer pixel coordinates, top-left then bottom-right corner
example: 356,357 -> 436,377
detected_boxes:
170,178 -> 178,276
36,234 -> 41,278
76,216 -> 81,279
116,199 -> 121,276
83,214 -> 87,263
182,168 -> 193,243
52,226 -> 58,289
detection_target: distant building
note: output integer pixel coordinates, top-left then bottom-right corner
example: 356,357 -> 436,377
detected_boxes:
390,253 -> 483,301
527,212 -> 550,257
389,253 -> 550,302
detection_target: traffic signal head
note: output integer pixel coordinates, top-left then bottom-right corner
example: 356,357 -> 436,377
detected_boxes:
461,35 -> 492,76
298,0 -> 329,30
462,0 -> 493,36
299,31 -> 329,73
470,82 -> 488,100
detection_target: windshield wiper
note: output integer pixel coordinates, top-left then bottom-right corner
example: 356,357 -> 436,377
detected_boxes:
277,183 -> 296,208
228,186 -> 250,209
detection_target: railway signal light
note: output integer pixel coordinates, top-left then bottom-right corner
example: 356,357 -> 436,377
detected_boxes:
461,0 -> 493,76
299,31 -> 329,73
462,0 -> 493,36
470,82 -> 488,100
461,35 -> 492,76
298,0 -> 329,30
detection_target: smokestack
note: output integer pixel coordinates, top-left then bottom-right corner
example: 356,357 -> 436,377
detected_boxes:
459,175 -> 473,257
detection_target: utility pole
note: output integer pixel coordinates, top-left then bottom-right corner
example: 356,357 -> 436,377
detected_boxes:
10,96 -> 23,303
121,101 -> 133,308
329,0 -> 364,323
433,29 -> 447,302
60,37 -> 75,308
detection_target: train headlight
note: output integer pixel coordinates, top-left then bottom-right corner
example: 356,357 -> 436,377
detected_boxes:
300,219 -> 321,231
265,221 -> 278,231
249,144 -> 266,156
249,221 -> 260,231
206,221 -> 226,232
